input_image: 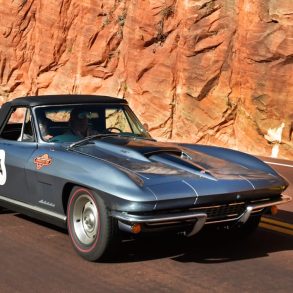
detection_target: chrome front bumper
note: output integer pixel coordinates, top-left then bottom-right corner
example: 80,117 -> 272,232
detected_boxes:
237,194 -> 291,224
111,194 -> 292,236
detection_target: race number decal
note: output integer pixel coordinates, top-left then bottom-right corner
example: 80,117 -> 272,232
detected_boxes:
0,149 -> 7,185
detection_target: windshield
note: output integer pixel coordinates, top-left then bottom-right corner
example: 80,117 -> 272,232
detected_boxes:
34,104 -> 151,142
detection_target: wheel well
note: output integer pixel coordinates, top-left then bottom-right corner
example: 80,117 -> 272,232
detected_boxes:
62,183 -> 75,214
62,183 -> 109,215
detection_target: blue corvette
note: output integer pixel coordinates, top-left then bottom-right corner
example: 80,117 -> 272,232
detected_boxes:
0,95 -> 290,261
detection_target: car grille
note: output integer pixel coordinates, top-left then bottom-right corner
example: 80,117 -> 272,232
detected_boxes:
189,202 -> 247,222
142,202 -> 248,229
127,197 -> 273,227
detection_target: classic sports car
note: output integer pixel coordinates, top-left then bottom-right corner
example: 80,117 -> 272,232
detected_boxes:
0,95 -> 290,261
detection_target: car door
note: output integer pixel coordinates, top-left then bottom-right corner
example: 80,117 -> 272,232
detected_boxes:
0,107 -> 37,203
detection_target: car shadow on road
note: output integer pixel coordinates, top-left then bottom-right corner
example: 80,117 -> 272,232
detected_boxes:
15,213 -> 68,234
7,212 -> 293,264
0,207 -> 14,214
265,209 -> 293,224
109,228 -> 293,264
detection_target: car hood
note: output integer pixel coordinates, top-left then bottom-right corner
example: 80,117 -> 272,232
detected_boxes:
62,137 -> 287,205
69,137 -> 277,188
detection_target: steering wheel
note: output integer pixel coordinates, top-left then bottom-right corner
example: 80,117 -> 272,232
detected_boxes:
106,127 -> 123,133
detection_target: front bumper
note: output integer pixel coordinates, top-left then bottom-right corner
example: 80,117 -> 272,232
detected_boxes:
111,194 -> 291,236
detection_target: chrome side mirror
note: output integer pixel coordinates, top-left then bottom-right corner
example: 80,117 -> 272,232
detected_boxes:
143,123 -> 149,132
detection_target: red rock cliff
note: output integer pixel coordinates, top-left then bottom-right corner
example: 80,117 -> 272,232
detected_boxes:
0,0 -> 292,159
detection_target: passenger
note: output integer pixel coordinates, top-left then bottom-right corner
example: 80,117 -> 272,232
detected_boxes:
38,112 -> 53,141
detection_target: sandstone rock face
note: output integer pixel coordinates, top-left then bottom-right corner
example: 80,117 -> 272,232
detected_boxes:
0,0 -> 292,159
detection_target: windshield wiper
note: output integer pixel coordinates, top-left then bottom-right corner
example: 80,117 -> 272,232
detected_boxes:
67,133 -> 120,149
67,133 -> 156,149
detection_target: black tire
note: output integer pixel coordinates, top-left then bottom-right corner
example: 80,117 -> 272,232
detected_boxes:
67,187 -> 119,261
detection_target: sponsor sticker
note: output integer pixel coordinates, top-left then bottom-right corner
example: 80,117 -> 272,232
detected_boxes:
34,154 -> 52,170
0,149 -> 7,185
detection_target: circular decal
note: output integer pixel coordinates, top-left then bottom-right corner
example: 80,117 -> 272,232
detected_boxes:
0,149 -> 7,185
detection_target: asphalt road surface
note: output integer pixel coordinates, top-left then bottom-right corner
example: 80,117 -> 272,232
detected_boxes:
0,157 -> 292,293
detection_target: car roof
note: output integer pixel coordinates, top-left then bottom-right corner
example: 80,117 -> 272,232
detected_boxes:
6,94 -> 127,107
0,95 -> 128,127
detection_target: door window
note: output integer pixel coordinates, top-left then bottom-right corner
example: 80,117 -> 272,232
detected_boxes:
0,107 -> 35,142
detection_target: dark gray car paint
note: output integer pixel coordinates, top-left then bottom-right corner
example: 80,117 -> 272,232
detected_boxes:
25,137 -> 285,216
0,141 -> 36,202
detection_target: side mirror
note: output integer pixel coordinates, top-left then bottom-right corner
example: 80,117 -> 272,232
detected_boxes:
143,123 -> 149,132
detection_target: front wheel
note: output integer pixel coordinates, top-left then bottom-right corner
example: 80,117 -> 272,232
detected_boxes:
67,187 -> 119,261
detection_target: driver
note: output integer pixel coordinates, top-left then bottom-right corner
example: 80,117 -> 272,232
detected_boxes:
50,108 -> 89,142
69,108 -> 88,138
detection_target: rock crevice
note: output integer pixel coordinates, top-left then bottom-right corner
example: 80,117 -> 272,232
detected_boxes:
0,0 -> 292,159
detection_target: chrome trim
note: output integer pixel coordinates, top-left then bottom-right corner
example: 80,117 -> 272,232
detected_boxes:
187,214 -> 207,236
111,210 -> 207,224
189,202 -> 245,211
0,195 -> 67,221
228,202 -> 246,206
251,208 -> 264,213
146,220 -> 191,226
250,198 -> 271,203
206,195 -> 291,225
112,195 -> 291,234
206,217 -> 241,225
238,194 -> 291,224
111,210 -> 207,236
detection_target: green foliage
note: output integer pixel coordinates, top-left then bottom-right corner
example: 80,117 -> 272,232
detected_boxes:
118,10 -> 127,27
102,16 -> 111,27
161,5 -> 174,19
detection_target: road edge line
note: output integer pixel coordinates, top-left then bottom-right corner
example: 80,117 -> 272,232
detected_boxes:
261,217 -> 293,230
259,222 -> 293,236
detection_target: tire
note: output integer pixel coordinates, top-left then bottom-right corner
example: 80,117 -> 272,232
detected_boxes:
67,187 -> 119,261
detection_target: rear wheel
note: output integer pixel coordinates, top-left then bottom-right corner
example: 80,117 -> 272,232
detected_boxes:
67,187 -> 119,261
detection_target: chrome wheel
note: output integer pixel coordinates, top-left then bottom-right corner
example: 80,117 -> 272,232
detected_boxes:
72,194 -> 98,245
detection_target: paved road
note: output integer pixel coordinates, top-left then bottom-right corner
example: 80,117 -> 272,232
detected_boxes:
0,158 -> 292,293
0,212 -> 292,293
